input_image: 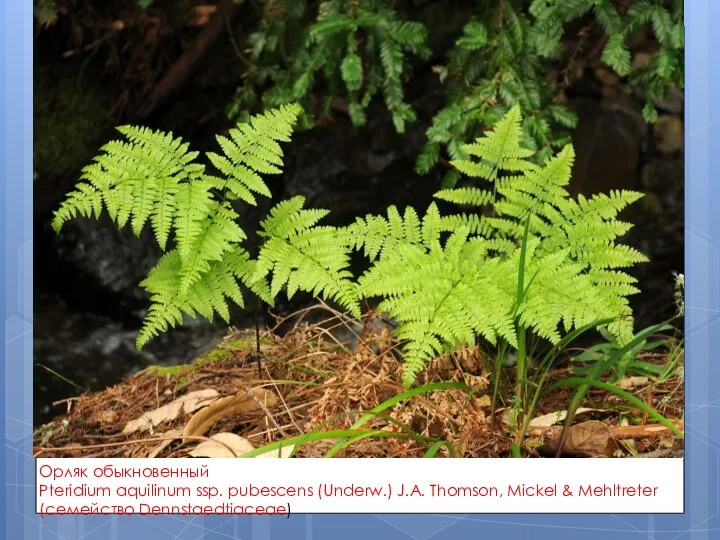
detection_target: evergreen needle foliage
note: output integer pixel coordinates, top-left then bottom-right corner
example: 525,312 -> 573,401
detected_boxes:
230,0 -> 429,133
38,0 -> 683,184
222,0 -> 683,187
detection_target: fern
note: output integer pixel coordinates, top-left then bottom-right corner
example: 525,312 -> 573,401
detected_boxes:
417,1 -> 578,184
356,105 -> 646,387
251,196 -> 361,317
529,0 -> 683,122
53,104 -> 307,348
345,204 -> 441,261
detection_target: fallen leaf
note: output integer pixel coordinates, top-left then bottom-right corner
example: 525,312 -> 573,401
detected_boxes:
528,407 -> 605,428
617,416 -> 638,456
182,387 -> 279,443
474,394 -> 492,409
659,437 -> 675,448
186,5 -> 217,27
189,433 -> 255,458
616,376 -> 649,390
122,389 -> 219,434
146,428 -> 184,458
540,421 -> 612,457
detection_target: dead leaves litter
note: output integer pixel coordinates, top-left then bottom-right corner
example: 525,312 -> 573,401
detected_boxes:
122,389 -> 219,434
182,387 -> 279,443
188,433 -> 296,458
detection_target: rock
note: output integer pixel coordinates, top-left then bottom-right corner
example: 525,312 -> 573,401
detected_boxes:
632,52 -> 652,71
51,217 -> 162,309
640,158 -> 684,193
594,67 -> 620,86
654,87 -> 684,114
639,191 -> 664,217
367,150 -> 396,173
566,98 -> 645,195
653,115 -> 684,154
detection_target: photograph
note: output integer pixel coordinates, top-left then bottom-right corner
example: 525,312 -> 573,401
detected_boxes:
32,0 -> 685,460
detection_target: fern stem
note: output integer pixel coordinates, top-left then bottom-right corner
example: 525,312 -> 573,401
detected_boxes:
253,281 -> 262,377
513,324 -> 527,451
512,213 -> 532,451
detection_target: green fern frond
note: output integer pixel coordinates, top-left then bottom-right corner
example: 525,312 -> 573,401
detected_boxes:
54,104 -> 304,349
137,247 -> 257,349
252,196 -> 360,317
458,104 -> 534,166
345,204 -> 438,261
359,228 -> 517,387
206,103 -> 302,204
358,106 -> 647,387
52,126 -> 204,249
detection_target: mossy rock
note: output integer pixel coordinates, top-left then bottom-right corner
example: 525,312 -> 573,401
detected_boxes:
135,332 -> 274,386
34,63 -> 109,177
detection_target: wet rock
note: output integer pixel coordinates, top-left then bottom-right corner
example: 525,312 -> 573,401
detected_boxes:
33,293 -> 226,425
594,67 -> 620,86
652,115 -> 684,154
641,157 -> 684,193
567,97 -> 645,195
50,216 -> 163,311
654,87 -> 684,114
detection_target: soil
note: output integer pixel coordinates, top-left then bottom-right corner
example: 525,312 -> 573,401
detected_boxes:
33,305 -> 685,459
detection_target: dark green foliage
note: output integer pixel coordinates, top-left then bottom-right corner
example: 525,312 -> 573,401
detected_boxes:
529,0 -> 683,123
221,0 -> 682,190
229,0 -> 430,133
34,0 -> 155,26
37,1 -> 683,187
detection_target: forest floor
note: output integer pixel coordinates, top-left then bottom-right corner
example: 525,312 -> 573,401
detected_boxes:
33,304 -> 685,459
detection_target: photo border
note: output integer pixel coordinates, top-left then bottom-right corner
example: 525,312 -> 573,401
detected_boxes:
5,1 -> 718,538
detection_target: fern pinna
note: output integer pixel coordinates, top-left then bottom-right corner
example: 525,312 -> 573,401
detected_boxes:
52,103 -> 359,348
352,104 -> 647,388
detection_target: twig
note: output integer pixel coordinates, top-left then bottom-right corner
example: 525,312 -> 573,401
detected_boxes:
34,434 -> 237,458
226,16 -> 252,69
263,363 -> 303,434
527,420 -> 683,441
134,0 -> 241,120
243,383 -> 289,438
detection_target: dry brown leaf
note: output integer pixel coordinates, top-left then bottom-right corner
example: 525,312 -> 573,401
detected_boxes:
474,394 -> 492,409
189,433 -> 255,458
146,428 -> 184,458
541,421 -> 612,457
182,387 -> 279,443
122,389 -> 219,434
617,417 -> 638,456
528,407 -> 605,428
186,5 -> 217,27
616,376 -> 649,390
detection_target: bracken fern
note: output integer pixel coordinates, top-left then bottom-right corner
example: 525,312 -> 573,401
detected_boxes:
353,104 -> 647,387
53,103 -> 647,390
53,103 -> 354,347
